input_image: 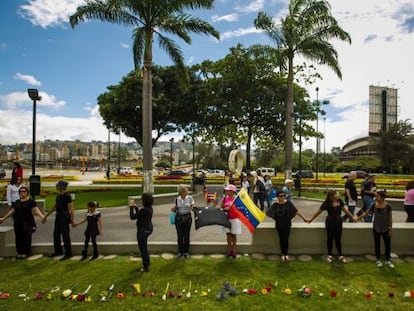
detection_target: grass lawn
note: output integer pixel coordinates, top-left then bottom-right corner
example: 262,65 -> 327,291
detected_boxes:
40,186 -> 177,210
1,255 -> 414,310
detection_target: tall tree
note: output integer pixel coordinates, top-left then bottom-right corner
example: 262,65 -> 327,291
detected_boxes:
98,66 -> 200,146
371,120 -> 413,174
70,0 -> 219,193
254,0 -> 351,178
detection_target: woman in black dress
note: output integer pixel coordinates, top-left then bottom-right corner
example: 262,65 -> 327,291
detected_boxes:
129,193 -> 153,272
0,186 -> 45,258
266,190 -> 307,261
308,190 -> 355,263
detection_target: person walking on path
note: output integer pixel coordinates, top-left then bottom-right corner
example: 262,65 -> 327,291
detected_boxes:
266,190 -> 307,261
42,180 -> 74,260
357,190 -> 394,268
282,178 -> 294,202
252,170 -> 265,211
73,201 -> 102,260
11,162 -> 23,180
343,172 -> 358,222
172,186 -> 194,259
308,190 -> 355,263
130,193 -> 153,272
6,176 -> 24,209
0,185 -> 45,258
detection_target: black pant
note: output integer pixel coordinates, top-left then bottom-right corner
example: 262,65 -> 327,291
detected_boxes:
175,214 -> 192,254
83,235 -> 98,257
253,192 -> 264,211
404,204 -> 414,222
137,227 -> 152,269
326,219 -> 343,256
14,223 -> 32,256
53,217 -> 72,256
276,228 -> 291,255
373,229 -> 391,261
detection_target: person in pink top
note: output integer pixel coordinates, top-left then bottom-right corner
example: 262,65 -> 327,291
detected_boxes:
404,180 -> 414,222
220,184 -> 241,258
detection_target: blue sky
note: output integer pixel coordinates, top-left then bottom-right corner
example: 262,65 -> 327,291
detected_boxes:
0,0 -> 413,152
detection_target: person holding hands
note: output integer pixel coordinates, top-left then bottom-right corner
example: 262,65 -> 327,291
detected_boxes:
308,190 -> 355,263
356,190 -> 394,268
42,180 -> 74,260
73,201 -> 102,260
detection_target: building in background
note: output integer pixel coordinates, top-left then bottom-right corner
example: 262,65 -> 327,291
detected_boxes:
342,85 -> 399,159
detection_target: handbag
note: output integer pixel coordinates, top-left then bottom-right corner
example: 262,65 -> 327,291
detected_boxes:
169,211 -> 176,225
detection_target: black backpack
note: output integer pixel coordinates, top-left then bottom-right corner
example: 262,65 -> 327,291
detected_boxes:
256,178 -> 265,192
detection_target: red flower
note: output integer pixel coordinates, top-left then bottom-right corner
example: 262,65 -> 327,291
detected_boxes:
388,292 -> 394,298
247,288 -> 257,295
330,290 -> 338,298
265,287 -> 272,293
365,292 -> 373,299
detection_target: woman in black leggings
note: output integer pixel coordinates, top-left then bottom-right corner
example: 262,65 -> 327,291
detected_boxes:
308,190 -> 355,263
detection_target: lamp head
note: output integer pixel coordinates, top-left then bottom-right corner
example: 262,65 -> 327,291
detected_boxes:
28,88 -> 41,101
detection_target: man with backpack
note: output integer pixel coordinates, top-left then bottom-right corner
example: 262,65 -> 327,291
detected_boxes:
253,170 -> 265,211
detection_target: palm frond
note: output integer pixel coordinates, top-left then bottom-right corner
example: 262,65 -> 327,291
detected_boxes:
132,27 -> 146,69
70,0 -> 139,28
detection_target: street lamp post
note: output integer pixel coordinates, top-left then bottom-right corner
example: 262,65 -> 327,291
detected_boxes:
298,114 -> 303,197
323,117 -> 326,176
170,138 -> 174,170
27,89 -> 41,199
106,129 -> 111,179
315,87 -> 319,182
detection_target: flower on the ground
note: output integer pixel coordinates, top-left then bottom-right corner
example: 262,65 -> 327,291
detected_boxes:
298,285 -> 311,298
389,292 -> 394,298
365,292 -> 373,299
200,290 -> 208,297
61,289 -> 72,299
284,288 -> 292,295
162,282 -> 170,301
116,292 -> 125,299
330,290 -> 338,298
404,291 -> 411,298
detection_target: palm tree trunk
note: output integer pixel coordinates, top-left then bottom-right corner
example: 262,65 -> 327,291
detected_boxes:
142,61 -> 153,193
285,56 -> 294,179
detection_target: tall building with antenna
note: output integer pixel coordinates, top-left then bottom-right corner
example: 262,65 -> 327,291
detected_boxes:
368,85 -> 398,135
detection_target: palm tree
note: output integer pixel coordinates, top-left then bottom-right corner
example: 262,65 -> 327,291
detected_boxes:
70,0 -> 219,193
254,0 -> 351,178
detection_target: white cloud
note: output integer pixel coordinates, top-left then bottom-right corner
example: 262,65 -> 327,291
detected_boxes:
14,73 -> 42,86
235,0 -> 265,13
220,27 -> 262,40
18,0 -> 84,28
212,13 -> 239,23
0,91 -> 65,109
120,42 -> 129,49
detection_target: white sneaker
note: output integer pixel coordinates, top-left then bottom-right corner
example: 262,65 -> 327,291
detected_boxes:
376,261 -> 383,268
386,261 -> 395,269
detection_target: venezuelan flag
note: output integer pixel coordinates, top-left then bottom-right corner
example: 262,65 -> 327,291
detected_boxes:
233,188 -> 266,233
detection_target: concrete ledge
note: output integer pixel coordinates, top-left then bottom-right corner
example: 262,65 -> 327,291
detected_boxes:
2,222 -> 414,257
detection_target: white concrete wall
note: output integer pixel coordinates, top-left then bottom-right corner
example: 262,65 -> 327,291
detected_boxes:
1,222 -> 414,257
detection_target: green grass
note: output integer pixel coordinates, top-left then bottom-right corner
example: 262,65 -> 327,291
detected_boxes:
0,256 -> 413,310
41,186 -> 177,210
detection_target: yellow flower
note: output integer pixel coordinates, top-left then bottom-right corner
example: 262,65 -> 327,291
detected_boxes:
261,288 -> 268,295
284,288 -> 292,295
